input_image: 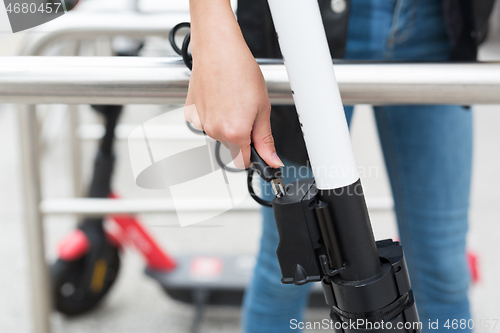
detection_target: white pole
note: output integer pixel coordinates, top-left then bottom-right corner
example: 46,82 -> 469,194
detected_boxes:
266,0 -> 359,190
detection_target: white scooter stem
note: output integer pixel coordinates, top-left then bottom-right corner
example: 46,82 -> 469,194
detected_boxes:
266,0 -> 359,190
267,0 -> 381,282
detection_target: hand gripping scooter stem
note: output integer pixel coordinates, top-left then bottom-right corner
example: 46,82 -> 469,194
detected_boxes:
255,0 -> 422,331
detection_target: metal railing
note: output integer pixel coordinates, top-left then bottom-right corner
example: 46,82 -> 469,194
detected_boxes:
4,57 -> 500,105
13,7 -> 500,333
20,11 -> 189,56
11,58 -> 500,333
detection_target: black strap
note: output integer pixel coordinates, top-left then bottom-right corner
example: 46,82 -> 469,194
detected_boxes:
332,291 -> 414,326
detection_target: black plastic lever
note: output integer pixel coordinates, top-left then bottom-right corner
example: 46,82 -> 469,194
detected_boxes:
249,143 -> 282,182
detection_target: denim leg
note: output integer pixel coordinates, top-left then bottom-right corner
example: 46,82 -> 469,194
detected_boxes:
242,107 -> 354,333
374,105 -> 473,332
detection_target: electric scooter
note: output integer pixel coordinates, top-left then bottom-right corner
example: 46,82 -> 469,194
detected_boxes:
256,1 -> 420,331
172,5 -> 419,329
171,1 -> 428,331
50,106 -> 177,316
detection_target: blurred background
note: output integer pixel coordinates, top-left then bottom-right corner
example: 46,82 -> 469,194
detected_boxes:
1,0 -> 500,332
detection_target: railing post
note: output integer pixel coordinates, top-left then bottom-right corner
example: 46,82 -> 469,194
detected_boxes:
18,105 -> 52,333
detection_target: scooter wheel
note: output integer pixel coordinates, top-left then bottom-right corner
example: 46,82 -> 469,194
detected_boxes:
51,246 -> 120,315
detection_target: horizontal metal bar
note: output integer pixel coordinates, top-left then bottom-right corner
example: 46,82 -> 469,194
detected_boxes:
78,124 -> 205,140
39,197 -> 393,216
2,57 -> 500,105
40,197 -> 258,215
20,12 -> 190,55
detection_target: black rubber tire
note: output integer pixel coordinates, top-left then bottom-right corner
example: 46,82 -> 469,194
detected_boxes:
51,246 -> 120,316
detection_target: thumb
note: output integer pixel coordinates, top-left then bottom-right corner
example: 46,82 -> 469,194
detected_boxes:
251,108 -> 284,169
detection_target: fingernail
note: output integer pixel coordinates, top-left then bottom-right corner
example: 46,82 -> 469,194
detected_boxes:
272,153 -> 285,167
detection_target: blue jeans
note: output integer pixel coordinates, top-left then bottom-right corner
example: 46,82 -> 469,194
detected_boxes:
242,0 -> 473,332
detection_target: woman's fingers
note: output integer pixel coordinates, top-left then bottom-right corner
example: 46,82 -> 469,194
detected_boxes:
226,142 -> 247,170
